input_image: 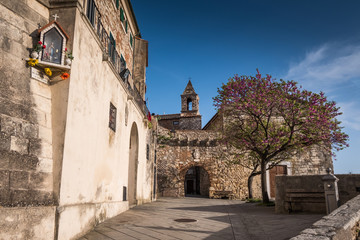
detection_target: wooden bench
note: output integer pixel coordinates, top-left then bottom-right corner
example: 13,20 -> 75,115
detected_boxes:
285,189 -> 325,213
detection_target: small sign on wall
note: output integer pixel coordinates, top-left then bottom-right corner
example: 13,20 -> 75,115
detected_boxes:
30,67 -> 49,84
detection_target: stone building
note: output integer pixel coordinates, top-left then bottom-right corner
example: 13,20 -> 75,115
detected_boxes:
157,80 -> 202,130
156,82 -> 333,200
0,0 -> 155,239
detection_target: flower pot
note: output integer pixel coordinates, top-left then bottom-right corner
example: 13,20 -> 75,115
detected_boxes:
65,58 -> 72,66
31,51 -> 39,59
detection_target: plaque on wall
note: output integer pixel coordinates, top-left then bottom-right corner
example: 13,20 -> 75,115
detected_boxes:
30,67 -> 49,84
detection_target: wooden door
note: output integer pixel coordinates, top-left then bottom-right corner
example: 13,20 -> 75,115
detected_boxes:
269,165 -> 287,198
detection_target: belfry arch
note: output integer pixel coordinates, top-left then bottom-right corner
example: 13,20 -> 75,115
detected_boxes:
128,122 -> 139,206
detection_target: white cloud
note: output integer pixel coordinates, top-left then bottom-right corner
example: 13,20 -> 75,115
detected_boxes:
337,102 -> 360,131
284,42 -> 360,131
285,43 -> 360,92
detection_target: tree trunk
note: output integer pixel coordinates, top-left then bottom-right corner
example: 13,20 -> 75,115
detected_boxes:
261,160 -> 270,203
247,174 -> 254,199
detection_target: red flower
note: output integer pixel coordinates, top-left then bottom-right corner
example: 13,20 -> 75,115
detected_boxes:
60,72 -> 70,80
43,45 -> 46,49
65,48 -> 67,51
38,41 -> 42,45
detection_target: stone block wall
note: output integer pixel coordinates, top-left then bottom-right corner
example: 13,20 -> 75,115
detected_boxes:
0,0 -> 54,207
156,126 -> 262,199
275,175 -> 326,214
95,0 -> 137,87
291,145 -> 333,176
179,115 -> 201,130
133,37 -> 148,98
337,174 -> 360,205
291,195 -> 360,240
0,206 -> 56,240
275,174 -> 360,214
157,114 -> 181,130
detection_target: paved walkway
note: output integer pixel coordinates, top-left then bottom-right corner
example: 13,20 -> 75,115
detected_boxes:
79,197 -> 323,240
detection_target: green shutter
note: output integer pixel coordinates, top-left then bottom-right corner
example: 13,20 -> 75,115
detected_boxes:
125,20 -> 128,33
116,0 -> 119,9
120,8 -> 125,22
130,34 -> 133,47
109,32 -> 113,54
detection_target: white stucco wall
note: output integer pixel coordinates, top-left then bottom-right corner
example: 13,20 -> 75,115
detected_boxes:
57,8 -> 152,239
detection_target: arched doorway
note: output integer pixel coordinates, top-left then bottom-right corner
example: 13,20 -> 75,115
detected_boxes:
184,166 -> 210,197
128,122 -> 138,206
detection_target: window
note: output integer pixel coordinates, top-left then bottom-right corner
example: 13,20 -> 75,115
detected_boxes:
120,8 -> 128,33
146,144 -> 150,160
120,8 -> 125,22
109,32 -> 116,63
115,0 -> 119,9
173,121 -> 179,125
87,0 -> 95,26
120,54 -> 126,72
109,102 -> 117,132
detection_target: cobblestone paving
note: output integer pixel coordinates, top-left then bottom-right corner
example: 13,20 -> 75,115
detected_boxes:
79,197 -> 324,240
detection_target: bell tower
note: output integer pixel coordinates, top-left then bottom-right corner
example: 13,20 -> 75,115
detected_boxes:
181,80 -> 200,116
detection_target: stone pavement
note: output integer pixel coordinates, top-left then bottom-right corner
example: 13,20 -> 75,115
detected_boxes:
79,197 -> 324,240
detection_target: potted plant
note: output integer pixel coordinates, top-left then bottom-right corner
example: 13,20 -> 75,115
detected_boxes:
64,48 -> 74,66
31,41 -> 46,59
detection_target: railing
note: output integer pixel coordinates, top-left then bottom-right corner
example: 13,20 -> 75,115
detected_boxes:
133,85 -> 150,117
86,0 -> 150,117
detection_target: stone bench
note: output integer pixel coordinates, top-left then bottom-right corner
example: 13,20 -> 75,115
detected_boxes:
210,190 -> 234,199
285,189 -> 325,213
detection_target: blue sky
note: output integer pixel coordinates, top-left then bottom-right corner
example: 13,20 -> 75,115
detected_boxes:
132,0 -> 360,174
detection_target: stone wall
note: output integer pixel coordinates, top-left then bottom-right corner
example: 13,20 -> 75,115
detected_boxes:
156,126 -> 262,199
291,195 -> 360,240
337,174 -> 360,205
0,0 -> 54,207
276,174 -> 360,214
179,115 -> 201,130
0,206 -> 56,240
133,37 -> 148,98
1,0 -> 154,239
157,114 -> 181,130
94,0 -> 138,87
291,145 -> 333,176
275,175 -> 326,214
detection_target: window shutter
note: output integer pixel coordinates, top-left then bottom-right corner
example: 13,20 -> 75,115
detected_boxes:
130,34 -> 133,47
109,32 -> 113,54
125,20 -> 128,33
120,8 -> 125,22
116,0 -> 119,9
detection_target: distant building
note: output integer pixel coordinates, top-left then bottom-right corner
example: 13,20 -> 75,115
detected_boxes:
157,80 -> 201,130
155,82 -> 333,200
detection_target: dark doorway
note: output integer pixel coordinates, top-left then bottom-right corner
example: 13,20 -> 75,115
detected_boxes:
184,166 -> 209,197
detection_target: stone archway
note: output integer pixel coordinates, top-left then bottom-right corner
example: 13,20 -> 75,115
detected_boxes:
184,166 -> 210,197
128,122 -> 138,206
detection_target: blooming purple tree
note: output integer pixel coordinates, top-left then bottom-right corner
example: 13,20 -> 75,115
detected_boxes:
214,70 -> 349,203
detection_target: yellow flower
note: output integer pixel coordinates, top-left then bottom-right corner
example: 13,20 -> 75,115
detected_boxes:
44,68 -> 52,76
27,58 -> 38,67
